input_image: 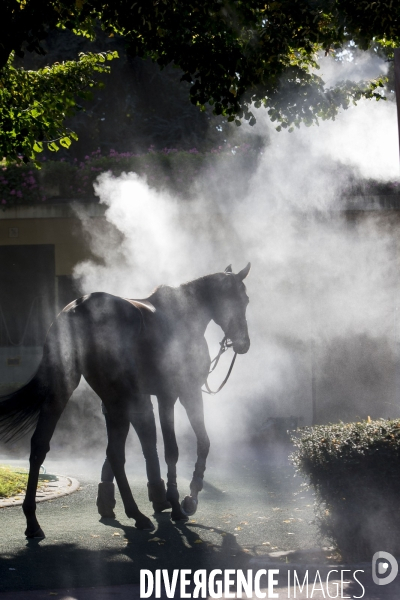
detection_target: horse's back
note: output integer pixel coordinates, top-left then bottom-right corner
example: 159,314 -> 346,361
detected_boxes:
63,292 -> 143,327
46,293 -> 144,380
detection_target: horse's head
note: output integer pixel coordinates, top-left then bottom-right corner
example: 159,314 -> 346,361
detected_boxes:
210,263 -> 251,354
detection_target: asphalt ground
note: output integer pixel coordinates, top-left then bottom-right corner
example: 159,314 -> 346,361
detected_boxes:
0,447 -> 320,589
1,447 -> 399,598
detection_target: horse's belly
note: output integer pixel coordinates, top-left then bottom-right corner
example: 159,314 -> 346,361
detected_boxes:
134,341 -> 210,396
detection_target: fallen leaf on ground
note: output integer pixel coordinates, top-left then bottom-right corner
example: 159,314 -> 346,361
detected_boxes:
90,535 -> 99,538
194,540 -> 203,544
262,542 -> 270,546
112,532 -> 121,537
234,527 -> 242,531
148,537 -> 164,543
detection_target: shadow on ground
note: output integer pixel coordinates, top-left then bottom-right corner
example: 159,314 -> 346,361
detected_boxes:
0,513 -> 253,592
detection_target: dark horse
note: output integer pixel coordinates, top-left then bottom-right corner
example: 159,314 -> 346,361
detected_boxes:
0,264 -> 250,537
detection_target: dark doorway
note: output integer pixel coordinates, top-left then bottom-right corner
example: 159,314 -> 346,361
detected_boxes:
0,245 -> 56,347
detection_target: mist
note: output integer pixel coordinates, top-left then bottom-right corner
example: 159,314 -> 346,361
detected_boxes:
61,52 -> 400,467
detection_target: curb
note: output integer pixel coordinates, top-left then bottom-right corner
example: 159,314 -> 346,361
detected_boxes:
0,475 -> 80,508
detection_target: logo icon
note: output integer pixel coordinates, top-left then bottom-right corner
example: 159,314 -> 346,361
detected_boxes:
372,551 -> 398,586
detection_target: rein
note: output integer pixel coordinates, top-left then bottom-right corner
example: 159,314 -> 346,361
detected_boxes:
202,336 -> 237,395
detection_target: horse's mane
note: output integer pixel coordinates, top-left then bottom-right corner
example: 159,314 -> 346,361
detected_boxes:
150,273 -> 224,300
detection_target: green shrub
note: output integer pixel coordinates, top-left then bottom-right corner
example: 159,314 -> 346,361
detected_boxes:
291,419 -> 400,560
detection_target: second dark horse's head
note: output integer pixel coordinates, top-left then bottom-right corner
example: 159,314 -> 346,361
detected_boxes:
210,263 -> 251,354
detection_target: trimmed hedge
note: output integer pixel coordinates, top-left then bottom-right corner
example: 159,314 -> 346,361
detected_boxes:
2,146 -> 399,209
292,419 -> 400,560
0,145 -> 259,207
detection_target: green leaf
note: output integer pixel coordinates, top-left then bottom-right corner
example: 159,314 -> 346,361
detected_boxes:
33,141 -> 43,152
60,136 -> 72,148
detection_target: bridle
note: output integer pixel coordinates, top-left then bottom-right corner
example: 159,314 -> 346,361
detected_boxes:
202,336 -> 237,395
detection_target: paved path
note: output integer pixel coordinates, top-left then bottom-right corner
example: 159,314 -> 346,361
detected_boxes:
0,454 -> 398,598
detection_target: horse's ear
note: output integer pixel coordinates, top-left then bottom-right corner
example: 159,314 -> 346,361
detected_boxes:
224,264 -> 233,273
237,262 -> 251,280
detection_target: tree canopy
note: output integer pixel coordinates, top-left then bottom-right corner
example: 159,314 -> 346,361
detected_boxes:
1,0 -> 399,164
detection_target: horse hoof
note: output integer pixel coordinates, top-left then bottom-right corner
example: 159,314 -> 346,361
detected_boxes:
152,500 -> 172,513
135,516 -> 155,531
181,495 -> 198,517
171,507 -> 189,522
98,510 -> 116,519
25,527 -> 45,539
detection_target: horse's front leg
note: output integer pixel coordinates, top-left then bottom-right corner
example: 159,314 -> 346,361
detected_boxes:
157,396 -> 188,521
105,413 -> 154,530
179,388 -> 210,517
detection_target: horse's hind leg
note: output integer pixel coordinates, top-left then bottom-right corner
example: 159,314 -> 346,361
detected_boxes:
23,396 -> 70,538
97,412 -> 117,518
105,412 -> 154,530
129,396 -> 171,513
23,319 -> 81,538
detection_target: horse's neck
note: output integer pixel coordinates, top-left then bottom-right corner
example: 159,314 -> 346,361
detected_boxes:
149,278 -> 214,337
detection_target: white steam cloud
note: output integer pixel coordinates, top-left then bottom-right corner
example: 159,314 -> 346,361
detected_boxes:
72,54 -> 400,454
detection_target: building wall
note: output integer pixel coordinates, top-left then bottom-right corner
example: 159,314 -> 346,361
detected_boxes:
0,203 -> 106,392
0,204 -> 106,276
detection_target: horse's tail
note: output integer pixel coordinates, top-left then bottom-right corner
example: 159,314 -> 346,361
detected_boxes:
0,311 -> 81,443
0,364 -> 49,443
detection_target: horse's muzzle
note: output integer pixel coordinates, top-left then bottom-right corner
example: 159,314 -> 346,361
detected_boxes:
232,338 -> 250,354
